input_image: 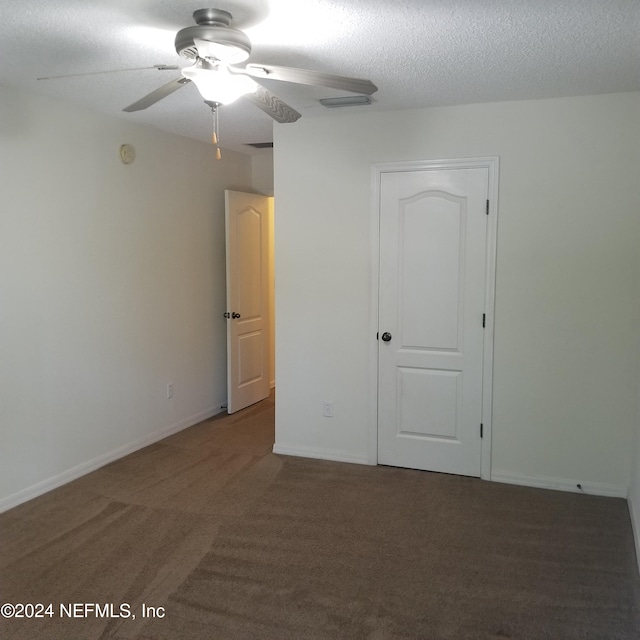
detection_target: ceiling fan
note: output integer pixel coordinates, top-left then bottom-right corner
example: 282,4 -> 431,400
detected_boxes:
123,7 -> 378,127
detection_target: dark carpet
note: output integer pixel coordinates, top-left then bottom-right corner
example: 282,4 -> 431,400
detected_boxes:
1,394 -> 639,639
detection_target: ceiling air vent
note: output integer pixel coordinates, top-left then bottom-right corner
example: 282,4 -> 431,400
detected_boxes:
319,95 -> 372,108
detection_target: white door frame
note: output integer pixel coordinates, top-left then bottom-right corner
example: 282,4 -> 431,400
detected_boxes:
368,157 -> 499,480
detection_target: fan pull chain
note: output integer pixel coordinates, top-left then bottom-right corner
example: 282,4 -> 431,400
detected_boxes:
210,103 -> 222,160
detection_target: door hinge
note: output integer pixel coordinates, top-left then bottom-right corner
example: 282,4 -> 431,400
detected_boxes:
480,423 -> 484,438
376,332 -> 379,340
486,199 -> 490,215
482,313 -> 486,328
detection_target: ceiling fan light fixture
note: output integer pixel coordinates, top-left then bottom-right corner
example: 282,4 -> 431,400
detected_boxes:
181,64 -> 257,104
120,8 -> 377,126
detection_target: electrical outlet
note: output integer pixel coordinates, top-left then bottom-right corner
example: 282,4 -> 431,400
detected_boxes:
322,401 -> 334,418
166,383 -> 174,399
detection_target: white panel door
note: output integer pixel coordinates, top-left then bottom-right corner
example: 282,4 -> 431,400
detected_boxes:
225,191 -> 271,413
377,167 -> 489,476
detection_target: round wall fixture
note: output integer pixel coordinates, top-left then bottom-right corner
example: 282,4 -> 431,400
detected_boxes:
119,144 -> 136,164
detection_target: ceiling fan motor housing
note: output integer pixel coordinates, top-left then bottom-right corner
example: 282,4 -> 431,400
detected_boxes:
175,8 -> 252,63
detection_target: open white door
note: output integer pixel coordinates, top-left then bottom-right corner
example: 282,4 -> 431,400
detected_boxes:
225,190 -> 271,413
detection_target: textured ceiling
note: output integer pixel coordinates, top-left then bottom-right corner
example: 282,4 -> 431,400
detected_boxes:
2,0 -> 639,154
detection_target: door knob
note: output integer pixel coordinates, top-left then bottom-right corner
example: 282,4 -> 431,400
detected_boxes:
232,312 -> 241,319
381,332 -> 392,342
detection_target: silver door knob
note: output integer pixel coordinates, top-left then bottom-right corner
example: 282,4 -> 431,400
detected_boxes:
381,332 -> 392,342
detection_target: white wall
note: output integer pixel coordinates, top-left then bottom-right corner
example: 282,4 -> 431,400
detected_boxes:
0,85 -> 252,510
273,92 -> 640,496
251,152 -> 275,197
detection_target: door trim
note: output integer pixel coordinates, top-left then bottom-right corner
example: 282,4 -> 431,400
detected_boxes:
368,157 -> 499,480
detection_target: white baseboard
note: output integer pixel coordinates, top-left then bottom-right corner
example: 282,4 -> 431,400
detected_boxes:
272,443 -> 371,466
0,404 -> 225,513
491,471 -> 627,498
628,496 -> 640,575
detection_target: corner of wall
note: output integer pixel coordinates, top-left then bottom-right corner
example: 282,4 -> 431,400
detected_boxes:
629,491 -> 640,575
628,340 -> 640,575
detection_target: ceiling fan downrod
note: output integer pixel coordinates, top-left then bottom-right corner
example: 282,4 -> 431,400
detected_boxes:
192,8 -> 232,27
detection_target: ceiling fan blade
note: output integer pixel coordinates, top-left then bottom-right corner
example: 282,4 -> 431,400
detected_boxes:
123,77 -> 191,112
243,86 -> 301,124
237,64 -> 378,95
37,65 -> 179,81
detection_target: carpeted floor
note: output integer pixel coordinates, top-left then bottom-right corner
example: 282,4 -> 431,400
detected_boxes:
1,394 -> 639,639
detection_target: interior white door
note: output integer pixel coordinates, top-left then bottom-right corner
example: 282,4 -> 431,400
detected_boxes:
377,167 -> 489,476
225,190 -> 271,413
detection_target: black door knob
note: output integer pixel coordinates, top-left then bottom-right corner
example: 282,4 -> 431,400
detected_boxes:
232,312 -> 241,319
381,332 -> 392,342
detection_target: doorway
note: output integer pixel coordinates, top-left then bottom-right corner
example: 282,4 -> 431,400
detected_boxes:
224,190 -> 275,413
